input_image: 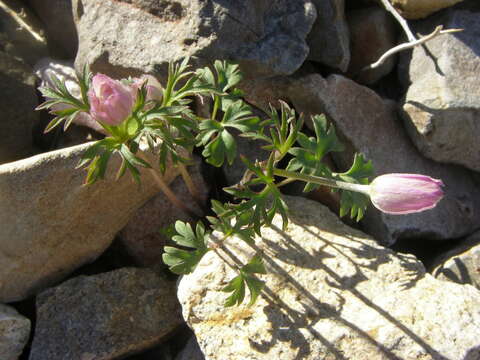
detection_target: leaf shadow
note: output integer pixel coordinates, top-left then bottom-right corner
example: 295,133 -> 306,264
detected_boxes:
242,217 -> 450,360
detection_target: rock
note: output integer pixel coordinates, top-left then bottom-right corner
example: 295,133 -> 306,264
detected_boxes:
119,158 -> 208,267
432,231 -> 480,290
178,196 -> 480,360
0,52 -> 38,164
30,268 -> 183,360
175,336 -> 204,360
400,9 -> 480,172
0,0 -> 48,66
0,142 -> 181,302
27,0 -> 78,58
307,0 -> 350,71
346,7 -> 397,84
390,0 -> 464,19
73,0 -> 316,81
0,304 -> 30,360
285,73 -> 480,246
240,76 -> 292,112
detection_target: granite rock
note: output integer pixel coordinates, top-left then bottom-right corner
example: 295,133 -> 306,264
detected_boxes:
0,142 -> 180,302
0,304 -> 30,360
27,0 -> 78,58
307,0 -> 350,71
347,6 -> 397,84
30,268 -> 183,360
432,230 -> 480,290
0,52 -> 38,164
178,196 -> 480,360
73,0 -> 316,81
0,0 -> 48,66
400,9 -> 480,172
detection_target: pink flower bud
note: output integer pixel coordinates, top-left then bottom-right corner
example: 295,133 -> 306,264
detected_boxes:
131,75 -> 163,103
369,174 -> 444,214
88,74 -> 134,126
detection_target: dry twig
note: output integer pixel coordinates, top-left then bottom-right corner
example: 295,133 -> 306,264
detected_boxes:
362,25 -> 463,72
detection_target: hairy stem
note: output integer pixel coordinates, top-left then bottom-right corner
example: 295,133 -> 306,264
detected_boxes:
178,162 -> 206,211
273,169 -> 370,195
138,152 -> 202,218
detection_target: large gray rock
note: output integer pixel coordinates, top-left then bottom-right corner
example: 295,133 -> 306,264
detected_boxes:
0,0 -> 48,66
119,158 -> 208,267
0,142 -> 180,302
178,196 -> 480,360
27,0 -> 78,58
0,52 -> 38,164
347,7 -> 397,84
286,73 -> 480,245
432,231 -> 480,289
30,268 -> 183,360
73,0 -> 316,81
0,304 -> 30,360
400,9 -> 480,172
307,0 -> 349,71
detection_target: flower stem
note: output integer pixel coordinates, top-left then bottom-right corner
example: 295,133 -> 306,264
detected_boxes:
138,152 -> 203,218
272,168 -> 370,195
178,162 -> 206,211
148,167 -> 203,218
211,95 -> 220,121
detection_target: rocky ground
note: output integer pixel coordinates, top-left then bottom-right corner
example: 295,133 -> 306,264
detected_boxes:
1,0 -> 480,359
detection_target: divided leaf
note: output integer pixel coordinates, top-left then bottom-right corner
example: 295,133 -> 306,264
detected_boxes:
223,254 -> 266,307
287,114 -> 344,192
197,100 -> 260,167
163,221 -> 211,275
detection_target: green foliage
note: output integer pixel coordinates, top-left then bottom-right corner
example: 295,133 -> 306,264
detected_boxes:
37,65 -> 91,132
162,221 -> 211,275
37,57 -> 377,308
223,254 -> 267,307
287,114 -> 344,192
223,154 -> 289,234
195,61 -> 260,167
336,153 -> 373,221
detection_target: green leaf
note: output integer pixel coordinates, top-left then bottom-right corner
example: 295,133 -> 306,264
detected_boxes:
287,114 -> 343,192
162,221 -> 210,275
120,144 -> 151,168
244,275 -> 264,306
223,254 -> 266,307
224,184 -> 287,235
336,153 -> 373,221
207,200 -> 256,245
223,275 -> 246,307
196,100 -> 260,167
242,254 -> 267,275
214,60 -> 242,92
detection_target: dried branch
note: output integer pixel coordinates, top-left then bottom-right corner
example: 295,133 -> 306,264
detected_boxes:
379,0 -> 417,42
362,25 -> 463,72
